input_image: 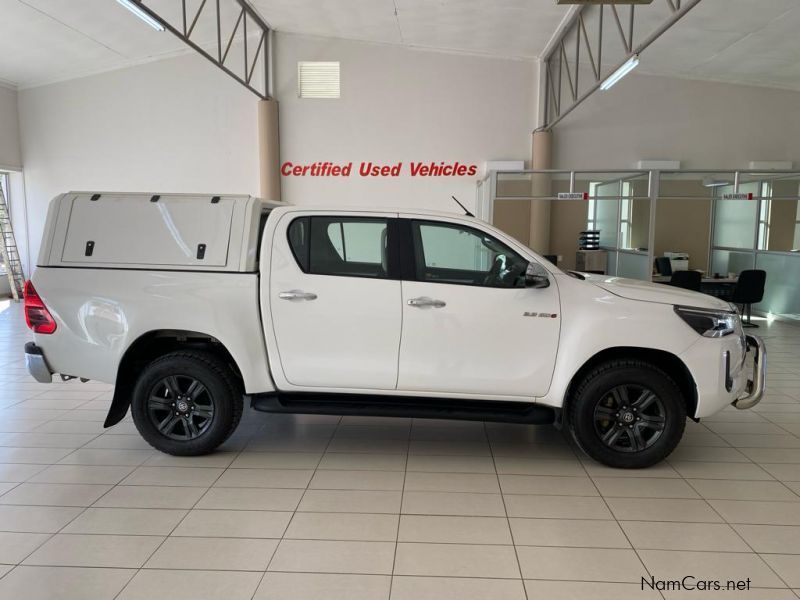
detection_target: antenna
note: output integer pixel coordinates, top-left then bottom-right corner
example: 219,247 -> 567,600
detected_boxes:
451,196 -> 474,217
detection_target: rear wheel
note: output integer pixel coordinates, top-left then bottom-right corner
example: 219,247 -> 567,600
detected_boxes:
567,360 -> 686,468
131,351 -> 243,456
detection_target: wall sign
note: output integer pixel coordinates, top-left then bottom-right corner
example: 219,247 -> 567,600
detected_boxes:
280,161 -> 478,177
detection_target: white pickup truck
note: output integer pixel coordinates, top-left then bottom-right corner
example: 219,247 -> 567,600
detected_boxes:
23,192 -> 766,468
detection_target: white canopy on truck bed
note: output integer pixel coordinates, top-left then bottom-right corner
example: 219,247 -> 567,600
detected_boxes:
38,192 -> 283,272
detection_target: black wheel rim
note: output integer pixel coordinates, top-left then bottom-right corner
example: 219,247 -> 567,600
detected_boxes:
147,375 -> 214,441
593,384 -> 666,453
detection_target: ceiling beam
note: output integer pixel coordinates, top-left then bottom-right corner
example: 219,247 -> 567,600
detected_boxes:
541,0 -> 702,130
128,0 -> 271,99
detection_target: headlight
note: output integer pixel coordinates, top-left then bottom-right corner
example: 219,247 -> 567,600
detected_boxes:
674,305 -> 738,338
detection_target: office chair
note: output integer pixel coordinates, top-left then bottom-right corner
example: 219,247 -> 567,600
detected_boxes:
732,269 -> 766,328
670,270 -> 701,292
655,256 -> 672,276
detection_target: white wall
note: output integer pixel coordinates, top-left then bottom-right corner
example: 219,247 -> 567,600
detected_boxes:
553,72 -> 800,169
18,52 -> 261,269
0,85 -> 21,170
274,33 -> 535,213
17,34 -> 536,268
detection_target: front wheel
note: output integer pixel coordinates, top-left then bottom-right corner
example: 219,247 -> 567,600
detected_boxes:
567,360 -> 686,468
131,351 -> 243,456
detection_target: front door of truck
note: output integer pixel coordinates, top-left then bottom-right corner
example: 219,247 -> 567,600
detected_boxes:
396,217 -> 560,398
268,212 -> 401,390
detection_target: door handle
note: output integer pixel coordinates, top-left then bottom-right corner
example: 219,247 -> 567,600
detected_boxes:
278,290 -> 318,301
407,296 -> 446,308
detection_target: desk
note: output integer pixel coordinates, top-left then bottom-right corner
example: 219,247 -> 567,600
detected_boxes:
652,275 -> 738,284
653,275 -> 738,300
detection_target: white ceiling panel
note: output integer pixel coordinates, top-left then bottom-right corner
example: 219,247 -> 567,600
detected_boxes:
2,0 -> 800,92
394,0 -> 565,58
0,0 -> 122,86
20,0 -> 186,58
637,0 -> 800,90
664,0 -> 798,34
250,0 -> 402,45
638,27 -> 742,72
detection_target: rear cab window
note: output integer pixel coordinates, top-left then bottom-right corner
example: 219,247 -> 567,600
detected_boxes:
288,216 -> 390,279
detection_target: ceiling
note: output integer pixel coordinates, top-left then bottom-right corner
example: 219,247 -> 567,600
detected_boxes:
1,0 -> 800,92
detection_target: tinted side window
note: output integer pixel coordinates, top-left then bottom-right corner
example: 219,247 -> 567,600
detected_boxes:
288,216 -> 390,279
411,220 -> 528,288
287,217 -> 310,271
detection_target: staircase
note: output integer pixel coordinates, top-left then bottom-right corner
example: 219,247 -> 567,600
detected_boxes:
0,181 -> 25,301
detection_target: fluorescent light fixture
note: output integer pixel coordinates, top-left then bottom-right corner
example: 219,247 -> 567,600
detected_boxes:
600,55 -> 639,91
114,0 -> 164,31
702,176 -> 733,188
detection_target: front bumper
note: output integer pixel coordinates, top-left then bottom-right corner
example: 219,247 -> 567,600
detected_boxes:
24,342 -> 53,384
732,334 -> 766,410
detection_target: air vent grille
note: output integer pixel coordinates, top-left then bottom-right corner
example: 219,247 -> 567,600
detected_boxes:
298,61 -> 340,99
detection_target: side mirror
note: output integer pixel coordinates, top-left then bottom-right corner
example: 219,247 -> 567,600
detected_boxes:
525,263 -> 550,289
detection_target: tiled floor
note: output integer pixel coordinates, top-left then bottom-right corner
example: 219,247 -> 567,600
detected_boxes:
0,301 -> 800,599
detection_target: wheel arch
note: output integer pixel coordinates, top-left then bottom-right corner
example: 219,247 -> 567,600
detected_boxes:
562,346 -> 698,422
104,329 -> 243,428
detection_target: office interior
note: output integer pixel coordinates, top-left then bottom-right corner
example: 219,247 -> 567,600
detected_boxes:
484,170 -> 800,322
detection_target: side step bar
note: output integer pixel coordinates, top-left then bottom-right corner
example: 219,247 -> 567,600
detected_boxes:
249,393 -> 556,425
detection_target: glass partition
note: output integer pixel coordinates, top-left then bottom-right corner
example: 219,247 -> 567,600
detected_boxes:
758,198 -> 800,252
595,183 -> 620,249
712,183 -> 759,249
626,198 -> 651,251
575,172 -> 649,199
605,251 -> 618,276
739,173 -> 800,197
494,171 -> 568,199
658,171 -> 737,198
710,249 -> 754,278
485,169 -> 800,314
618,251 -> 650,280
756,253 -> 800,320
494,171 -> 649,200
706,173 -> 800,319
590,174 -> 651,274
494,172 -> 539,199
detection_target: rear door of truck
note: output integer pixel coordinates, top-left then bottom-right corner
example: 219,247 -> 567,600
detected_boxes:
43,192 -> 260,272
265,210 -> 402,391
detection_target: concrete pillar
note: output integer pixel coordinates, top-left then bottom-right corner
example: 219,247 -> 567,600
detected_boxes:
529,129 -> 552,254
257,99 -> 281,201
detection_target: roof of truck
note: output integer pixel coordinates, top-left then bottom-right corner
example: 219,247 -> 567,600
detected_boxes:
65,193 -> 476,220
268,204 -> 477,220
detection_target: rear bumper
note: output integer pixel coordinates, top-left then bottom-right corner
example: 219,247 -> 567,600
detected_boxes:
24,342 -> 53,384
732,334 -> 766,410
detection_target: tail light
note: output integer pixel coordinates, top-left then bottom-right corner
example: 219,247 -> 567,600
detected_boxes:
23,281 -> 57,334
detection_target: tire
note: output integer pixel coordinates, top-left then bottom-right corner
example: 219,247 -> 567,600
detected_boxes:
567,359 -> 686,468
131,351 -> 243,456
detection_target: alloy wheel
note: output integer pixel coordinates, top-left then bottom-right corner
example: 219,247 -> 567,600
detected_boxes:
593,384 -> 666,453
146,375 -> 215,440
